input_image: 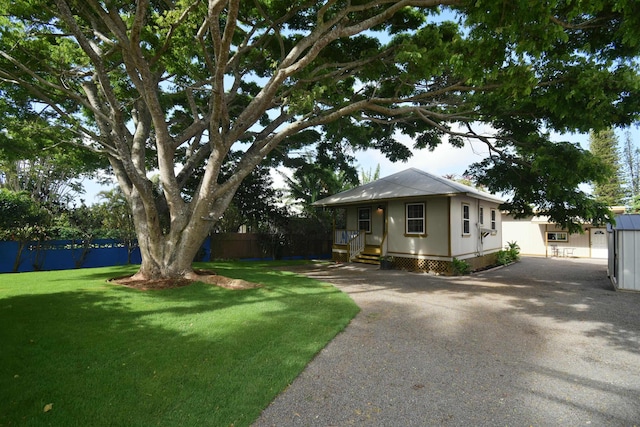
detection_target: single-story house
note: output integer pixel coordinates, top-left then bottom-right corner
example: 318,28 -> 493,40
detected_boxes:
312,168 -> 504,274
607,214 -> 640,291
501,206 -> 626,259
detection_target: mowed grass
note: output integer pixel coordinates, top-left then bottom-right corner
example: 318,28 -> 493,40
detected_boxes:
0,261 -> 359,426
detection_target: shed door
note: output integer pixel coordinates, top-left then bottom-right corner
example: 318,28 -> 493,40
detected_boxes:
590,228 -> 608,258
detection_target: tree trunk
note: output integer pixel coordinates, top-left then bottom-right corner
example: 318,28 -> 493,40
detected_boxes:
131,227 -> 207,280
124,177 -> 237,281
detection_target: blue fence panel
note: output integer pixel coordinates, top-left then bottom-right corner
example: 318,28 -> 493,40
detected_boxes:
0,241 -> 21,273
0,239 -> 143,273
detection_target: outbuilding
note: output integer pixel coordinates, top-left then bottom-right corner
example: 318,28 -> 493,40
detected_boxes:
607,214 -> 640,291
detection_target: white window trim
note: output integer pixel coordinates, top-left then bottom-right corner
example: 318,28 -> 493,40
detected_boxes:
406,202 -> 425,235
462,203 -> 471,235
490,209 -> 497,231
479,206 -> 484,226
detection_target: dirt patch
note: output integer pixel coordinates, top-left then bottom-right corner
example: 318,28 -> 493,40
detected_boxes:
109,269 -> 261,291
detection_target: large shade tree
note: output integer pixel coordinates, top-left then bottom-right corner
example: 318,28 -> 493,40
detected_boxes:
1,0 -> 639,280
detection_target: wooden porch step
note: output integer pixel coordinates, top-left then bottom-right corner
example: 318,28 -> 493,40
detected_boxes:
353,256 -> 380,265
352,247 -> 381,265
363,245 -> 381,255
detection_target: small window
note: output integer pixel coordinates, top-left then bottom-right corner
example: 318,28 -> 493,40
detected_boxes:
358,207 -> 371,233
547,232 -> 568,242
479,207 -> 484,226
406,203 -> 425,234
462,203 -> 471,235
490,209 -> 497,230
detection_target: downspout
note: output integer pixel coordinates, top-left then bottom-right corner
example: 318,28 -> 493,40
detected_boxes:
447,197 -> 452,257
477,199 -> 483,256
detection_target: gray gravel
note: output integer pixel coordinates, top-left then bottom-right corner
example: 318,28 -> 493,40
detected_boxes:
253,257 -> 640,426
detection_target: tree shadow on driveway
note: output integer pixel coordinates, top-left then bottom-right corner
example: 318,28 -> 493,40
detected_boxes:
255,257 -> 640,426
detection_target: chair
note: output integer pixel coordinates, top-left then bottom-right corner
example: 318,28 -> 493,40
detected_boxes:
550,245 -> 559,257
563,247 -> 575,257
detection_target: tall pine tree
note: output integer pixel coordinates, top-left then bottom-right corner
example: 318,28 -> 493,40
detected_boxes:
621,131 -> 640,210
589,129 -> 626,206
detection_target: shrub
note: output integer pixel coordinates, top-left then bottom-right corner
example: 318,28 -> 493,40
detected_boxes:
452,257 -> 471,275
496,241 -> 520,265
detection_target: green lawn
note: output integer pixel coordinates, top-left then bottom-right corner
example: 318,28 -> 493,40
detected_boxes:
0,261 -> 359,426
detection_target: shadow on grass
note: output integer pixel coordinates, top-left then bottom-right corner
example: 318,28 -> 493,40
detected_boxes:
0,264 -> 358,427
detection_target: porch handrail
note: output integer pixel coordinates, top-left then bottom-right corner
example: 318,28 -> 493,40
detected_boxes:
333,229 -> 365,260
348,231 -> 365,260
334,229 -> 360,245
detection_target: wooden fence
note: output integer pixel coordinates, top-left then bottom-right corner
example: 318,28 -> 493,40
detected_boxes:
209,232 -> 332,260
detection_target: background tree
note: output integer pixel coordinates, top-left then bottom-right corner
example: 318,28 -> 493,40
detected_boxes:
280,157 -> 358,217
360,165 -> 381,185
1,1 -> 639,280
0,97 -> 107,208
96,188 -> 138,263
589,129 -> 626,206
621,130 -> 640,210
0,189 -> 50,271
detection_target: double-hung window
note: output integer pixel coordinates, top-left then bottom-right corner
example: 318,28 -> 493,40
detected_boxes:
358,207 -> 371,232
406,203 -> 425,235
462,203 -> 471,235
490,209 -> 497,230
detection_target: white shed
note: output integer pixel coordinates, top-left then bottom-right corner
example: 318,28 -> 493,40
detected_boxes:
607,214 -> 640,291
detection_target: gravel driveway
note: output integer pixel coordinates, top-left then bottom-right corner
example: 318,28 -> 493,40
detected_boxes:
253,257 -> 640,426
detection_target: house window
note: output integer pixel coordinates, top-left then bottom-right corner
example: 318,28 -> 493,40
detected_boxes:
547,232 -> 568,242
462,203 -> 471,235
406,203 -> 425,234
479,207 -> 484,226
358,207 -> 371,232
490,209 -> 497,230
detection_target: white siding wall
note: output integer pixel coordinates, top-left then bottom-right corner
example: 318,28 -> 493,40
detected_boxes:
502,216 -> 596,258
449,195 -> 502,259
383,196 -> 502,259
386,197 -> 449,257
502,217 -> 546,256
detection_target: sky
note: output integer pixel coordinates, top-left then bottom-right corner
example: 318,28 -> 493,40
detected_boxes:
81,125 -> 639,205
270,126 -> 639,195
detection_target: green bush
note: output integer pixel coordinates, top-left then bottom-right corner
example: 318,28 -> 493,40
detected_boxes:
452,257 -> 471,275
496,241 -> 520,265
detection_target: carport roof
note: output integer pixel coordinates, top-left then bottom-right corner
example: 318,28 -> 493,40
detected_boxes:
312,168 -> 504,207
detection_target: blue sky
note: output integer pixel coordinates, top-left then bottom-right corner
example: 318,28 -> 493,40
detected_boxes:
81,125 -> 640,205
345,126 -> 640,189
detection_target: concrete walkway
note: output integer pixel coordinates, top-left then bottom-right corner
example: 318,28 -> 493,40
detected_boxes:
254,257 -> 640,426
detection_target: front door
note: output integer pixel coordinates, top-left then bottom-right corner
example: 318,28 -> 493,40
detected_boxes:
365,205 -> 386,247
590,228 -> 608,258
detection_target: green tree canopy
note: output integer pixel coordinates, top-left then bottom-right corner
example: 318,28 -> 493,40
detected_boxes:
1,0 -> 639,278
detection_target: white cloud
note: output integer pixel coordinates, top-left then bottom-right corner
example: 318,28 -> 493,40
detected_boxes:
354,124 -> 497,179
